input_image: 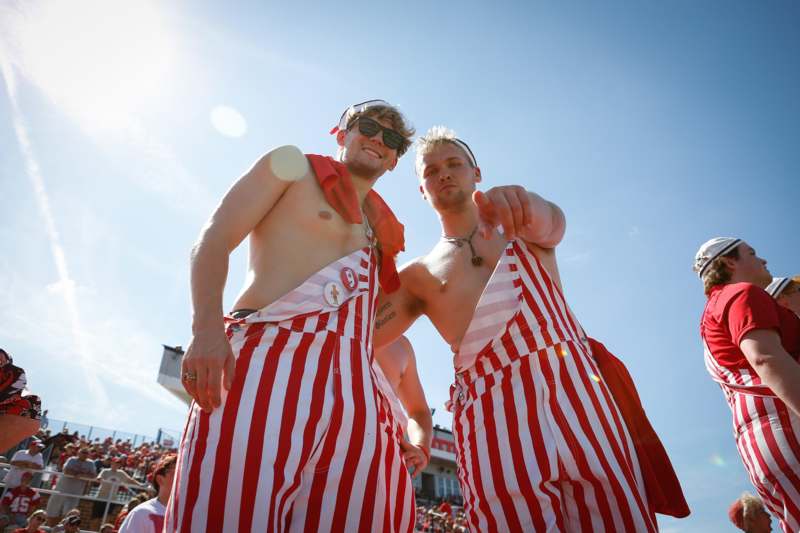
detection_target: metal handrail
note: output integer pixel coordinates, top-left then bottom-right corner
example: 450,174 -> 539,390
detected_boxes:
1,462 -> 152,529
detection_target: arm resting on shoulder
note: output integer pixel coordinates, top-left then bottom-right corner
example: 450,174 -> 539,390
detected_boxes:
741,329 -> 800,417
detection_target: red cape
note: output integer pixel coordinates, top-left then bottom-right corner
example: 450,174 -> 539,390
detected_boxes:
306,154 -> 404,293
589,337 -> 691,518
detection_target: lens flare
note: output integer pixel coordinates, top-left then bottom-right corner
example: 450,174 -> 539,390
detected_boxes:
710,453 -> 726,467
269,145 -> 309,182
210,105 -> 247,138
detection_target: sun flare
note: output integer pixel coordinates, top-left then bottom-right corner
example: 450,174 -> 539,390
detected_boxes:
11,0 -> 175,130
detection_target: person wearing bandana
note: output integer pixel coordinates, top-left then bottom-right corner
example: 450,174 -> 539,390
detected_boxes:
372,127 -> 661,532
695,237 -> 800,532
167,100 -> 416,532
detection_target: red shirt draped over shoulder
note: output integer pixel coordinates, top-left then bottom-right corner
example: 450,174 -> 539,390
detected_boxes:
307,154 -> 405,293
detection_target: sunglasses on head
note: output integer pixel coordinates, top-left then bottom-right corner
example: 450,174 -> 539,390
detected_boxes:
351,117 -> 405,151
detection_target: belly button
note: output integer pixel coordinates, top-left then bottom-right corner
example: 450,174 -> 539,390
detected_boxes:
318,210 -> 332,220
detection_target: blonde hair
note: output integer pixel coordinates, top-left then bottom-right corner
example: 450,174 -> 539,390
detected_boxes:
740,492 -> 767,530
780,277 -> 800,297
702,247 -> 741,295
414,125 -> 474,176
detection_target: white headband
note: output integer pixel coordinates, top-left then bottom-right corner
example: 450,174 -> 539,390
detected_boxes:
766,277 -> 791,298
693,237 -> 742,279
330,99 -> 394,134
451,138 -> 478,167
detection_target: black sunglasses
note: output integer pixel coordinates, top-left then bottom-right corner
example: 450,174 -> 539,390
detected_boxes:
352,117 -> 405,151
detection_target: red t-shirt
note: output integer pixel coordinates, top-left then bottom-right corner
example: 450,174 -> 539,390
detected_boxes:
701,283 -> 800,371
1,486 -> 41,514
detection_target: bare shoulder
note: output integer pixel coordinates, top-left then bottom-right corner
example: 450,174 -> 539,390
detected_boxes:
255,145 -> 313,182
398,256 -> 436,300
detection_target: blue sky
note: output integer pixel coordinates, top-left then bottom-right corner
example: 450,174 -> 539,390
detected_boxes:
1,1 -> 798,530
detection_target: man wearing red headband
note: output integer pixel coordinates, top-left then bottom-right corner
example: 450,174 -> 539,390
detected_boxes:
167,100 -> 416,532
696,237 -> 800,532
373,127 -> 661,531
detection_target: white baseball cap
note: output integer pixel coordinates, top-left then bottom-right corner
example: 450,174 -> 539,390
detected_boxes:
693,237 -> 742,279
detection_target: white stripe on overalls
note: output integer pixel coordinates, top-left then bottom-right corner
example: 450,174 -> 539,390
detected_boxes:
702,338 -> 800,532
450,239 -> 656,532
165,247 -> 415,533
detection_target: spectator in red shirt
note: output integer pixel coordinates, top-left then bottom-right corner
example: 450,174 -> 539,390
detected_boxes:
1,472 -> 41,528
695,237 -> 800,532
437,499 -> 452,517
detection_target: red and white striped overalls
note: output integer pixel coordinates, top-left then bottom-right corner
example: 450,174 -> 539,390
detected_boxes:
703,330 -> 800,532
165,246 -> 415,533
449,240 -> 656,532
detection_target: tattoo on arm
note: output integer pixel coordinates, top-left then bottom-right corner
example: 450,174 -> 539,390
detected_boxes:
375,301 -> 397,330
375,311 -> 396,330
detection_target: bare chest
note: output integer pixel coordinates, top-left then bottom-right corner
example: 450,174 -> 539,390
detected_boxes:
421,238 -> 508,346
236,177 -> 372,309
255,178 -> 370,259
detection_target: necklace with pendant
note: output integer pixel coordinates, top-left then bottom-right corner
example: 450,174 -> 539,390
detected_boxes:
442,226 -> 483,267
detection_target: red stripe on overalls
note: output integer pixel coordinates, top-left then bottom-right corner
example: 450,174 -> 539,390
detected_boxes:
168,393 -> 199,531
501,333 -> 565,530
203,323 -> 268,531
478,367 -> 525,530
275,332 -> 337,531
330,335 -> 369,531
302,305 -> 350,532
265,331 -> 319,531
453,403 -> 482,529
516,243 -> 654,530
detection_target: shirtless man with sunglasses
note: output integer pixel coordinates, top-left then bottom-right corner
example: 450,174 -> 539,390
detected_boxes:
167,100 -> 418,532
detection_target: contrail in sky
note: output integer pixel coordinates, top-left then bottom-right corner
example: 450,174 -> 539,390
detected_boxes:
0,50 -> 109,407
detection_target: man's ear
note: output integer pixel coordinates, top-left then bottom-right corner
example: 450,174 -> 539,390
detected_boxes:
336,129 -> 347,147
419,184 -> 426,199
474,166 -> 482,184
721,256 -> 737,271
388,154 -> 398,171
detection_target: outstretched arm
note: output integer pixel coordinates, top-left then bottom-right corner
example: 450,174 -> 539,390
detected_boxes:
183,146 -> 299,412
474,186 -> 565,247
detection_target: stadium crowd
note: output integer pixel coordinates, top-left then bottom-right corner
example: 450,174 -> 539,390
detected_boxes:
1,426 -> 177,533
414,501 -> 468,532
